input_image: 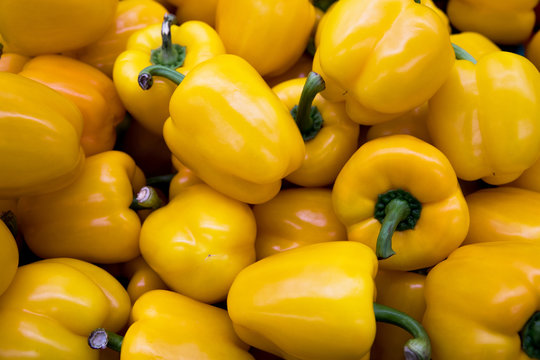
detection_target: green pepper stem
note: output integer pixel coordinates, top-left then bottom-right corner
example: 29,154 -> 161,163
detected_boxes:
149,14 -> 186,68
413,0 -> 421,4
145,174 -> 175,187
88,328 -> 123,352
521,311 -> 540,358
374,303 -> 431,360
130,186 -> 163,210
138,65 -> 185,90
376,198 -> 410,259
312,0 -> 338,11
452,43 -> 477,64
291,72 -> 325,141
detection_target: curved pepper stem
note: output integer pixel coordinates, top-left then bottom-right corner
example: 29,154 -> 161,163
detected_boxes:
130,186 -> 163,210
374,189 -> 422,260
138,64 -> 185,90
374,303 -> 431,360
150,13 -> 186,69
451,43 -> 477,64
521,311 -> 540,359
291,72 -> 325,141
88,328 -> 123,352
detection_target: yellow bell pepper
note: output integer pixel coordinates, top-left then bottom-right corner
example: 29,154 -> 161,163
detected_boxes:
215,0 -> 316,77
171,0 -> 219,27
16,150 -> 159,264
450,31 -> 501,60
0,217 -> 18,297
332,134 -> 469,271
228,241 -> 431,360
252,187 -> 347,259
0,257 -> 130,359
114,14 -> 225,135
272,73 -> 360,187
427,51 -> 540,185
75,0 -> 168,77
19,55 -> 125,156
264,53 -> 313,88
423,240 -> 540,359
168,156 -> 202,198
509,155 -> 540,193
0,45 -> 30,73
526,30 -> 540,71
120,257 -> 168,303
140,183 -> 256,303
0,72 -> 85,198
447,0 -> 539,45
88,289 -> 254,359
140,54 -> 305,204
0,0 -> 118,56
316,0 -> 454,125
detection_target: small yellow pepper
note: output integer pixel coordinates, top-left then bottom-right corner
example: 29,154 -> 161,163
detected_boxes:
0,72 -> 85,198
423,240 -> 540,359
168,156 -> 202,198
0,45 -> 30,73
19,55 -> 125,156
120,257 -> 168,303
252,187 -> 347,259
450,31 -> 501,60
526,30 -> 540,71
264,53 -> 313,88
140,183 -> 256,303
171,0 -> 219,27
0,258 -> 130,359
17,151 -> 157,264
332,135 -> 469,271
0,218 -> 18,297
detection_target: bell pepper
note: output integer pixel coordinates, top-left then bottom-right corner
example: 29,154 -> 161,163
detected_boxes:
450,31 -> 501,60
0,217 -> 18,297
446,0 -> 538,45
0,257 -> 130,359
120,257 -> 168,303
215,0 -> 316,77
265,53 -> 313,88
75,0 -> 168,77
509,155 -> 540,193
114,14 -> 225,135
171,0 -> 219,27
140,55 -> 305,204
19,54 -> 125,156
371,270 -> 426,360
228,241 -> 432,360
168,156 -> 202,198
423,240 -> 540,359
316,0 -> 454,125
332,134 -> 469,271
88,289 -> 254,359
252,187 -> 347,259
0,45 -> 30,73
0,72 -> 85,198
139,183 -> 256,304
271,72 -> 360,187
16,150 -> 160,264
526,30 -> 540,71
0,0 -> 117,56
427,51 -> 540,185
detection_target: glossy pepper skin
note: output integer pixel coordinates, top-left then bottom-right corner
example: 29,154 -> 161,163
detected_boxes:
449,31 -> 501,60
120,257 -> 168,303
0,0 -> 117,56
332,135 -> 469,271
316,0 -> 454,125
75,0 -> 168,77
215,0 -> 316,77
0,72 -> 85,198
427,51 -> 540,185
252,187 -> 347,259
172,0 -> 219,27
17,151 -> 147,264
423,240 -> 540,359
447,0 -> 539,45
0,258 -> 130,359
19,55 -> 125,156
114,18 -> 225,135
140,183 -> 256,304
168,156 -> 202,198
161,54 -> 305,204
0,219 -> 18,297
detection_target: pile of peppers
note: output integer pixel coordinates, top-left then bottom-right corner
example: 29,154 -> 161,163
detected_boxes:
1,0 -> 540,359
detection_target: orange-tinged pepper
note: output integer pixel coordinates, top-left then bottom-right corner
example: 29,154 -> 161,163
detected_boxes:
264,53 -> 313,88
0,0 -> 118,56
168,156 -> 202,198
19,55 -> 125,156
0,72 -> 85,198
17,151 -> 149,264
0,258 -> 130,359
427,51 -> 540,185
450,31 -> 501,60
0,219 -> 17,297
526,30 -> 540,71
120,257 -> 168,303
0,46 -> 30,73
172,0 -> 219,27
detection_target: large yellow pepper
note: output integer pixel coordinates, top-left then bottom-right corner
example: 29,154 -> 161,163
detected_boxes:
332,135 -> 469,271
423,240 -> 540,359
114,14 -> 225,135
252,187 -> 347,259
19,55 -> 125,156
0,0 -> 117,56
215,0 -> 316,77
447,0 -> 539,45
526,30 -> 540,71
17,151 -> 157,264
316,0 -> 454,125
141,55 -> 305,204
171,0 -> 219,27
272,73 -> 360,187
228,241 -> 432,360
0,218 -> 17,297
88,289 -> 254,359
139,183 -> 256,304
0,258 -> 130,359
0,72 -> 85,198
427,51 -> 540,185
